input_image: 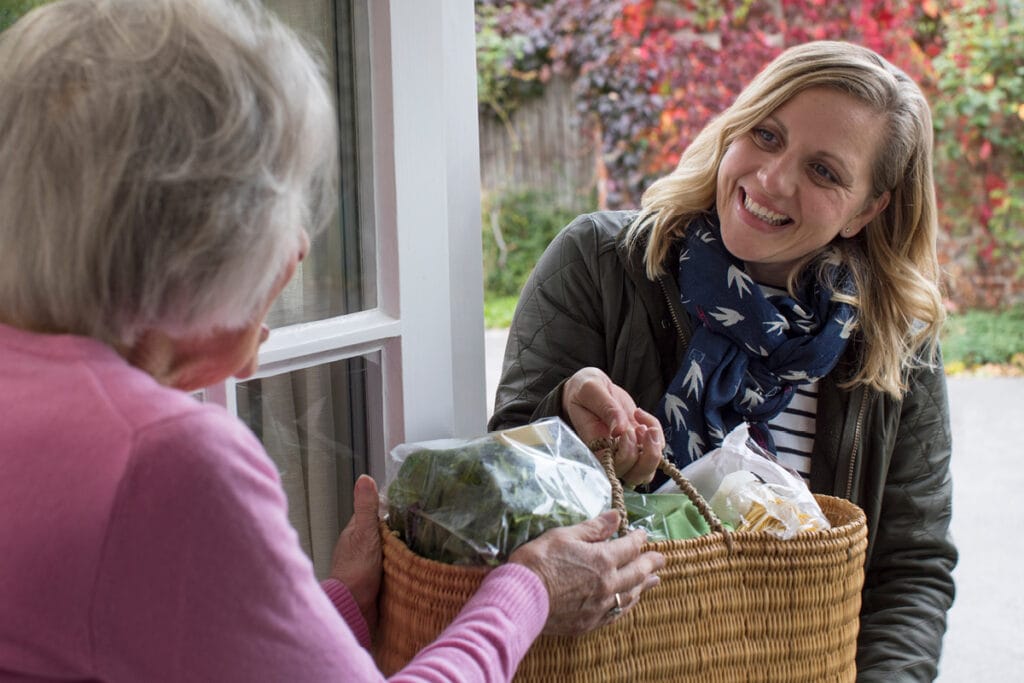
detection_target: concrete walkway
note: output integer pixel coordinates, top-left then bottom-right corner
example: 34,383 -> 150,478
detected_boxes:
938,377 -> 1024,681
484,328 -> 1024,679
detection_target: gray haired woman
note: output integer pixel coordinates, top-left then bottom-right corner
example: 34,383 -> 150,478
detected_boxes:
0,1 -> 664,680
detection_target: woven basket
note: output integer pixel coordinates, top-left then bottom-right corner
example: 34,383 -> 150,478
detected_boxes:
375,444 -> 868,682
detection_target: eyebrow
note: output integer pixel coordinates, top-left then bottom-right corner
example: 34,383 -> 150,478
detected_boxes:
765,114 -> 854,183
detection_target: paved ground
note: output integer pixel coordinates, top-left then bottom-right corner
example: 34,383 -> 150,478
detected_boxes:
485,328 -> 1024,679
484,328 -> 509,419
938,377 -> 1024,681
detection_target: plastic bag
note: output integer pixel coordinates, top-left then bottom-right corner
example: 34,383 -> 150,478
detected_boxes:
385,417 -> 611,565
623,490 -> 718,541
656,423 -> 830,539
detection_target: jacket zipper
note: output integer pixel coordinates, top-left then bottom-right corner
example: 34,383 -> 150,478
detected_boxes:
657,275 -> 690,347
845,388 -> 869,499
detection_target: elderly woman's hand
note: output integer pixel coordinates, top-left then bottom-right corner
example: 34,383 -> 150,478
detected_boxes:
562,367 -> 664,487
509,510 -> 664,636
330,475 -> 382,633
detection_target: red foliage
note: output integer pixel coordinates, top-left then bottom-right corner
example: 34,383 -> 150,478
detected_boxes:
491,0 -> 947,207
481,0 -> 1022,307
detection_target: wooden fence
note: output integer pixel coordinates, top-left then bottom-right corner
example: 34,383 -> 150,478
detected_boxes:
478,76 -> 596,210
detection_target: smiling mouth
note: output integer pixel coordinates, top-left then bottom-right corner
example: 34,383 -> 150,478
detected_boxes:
742,190 -> 792,227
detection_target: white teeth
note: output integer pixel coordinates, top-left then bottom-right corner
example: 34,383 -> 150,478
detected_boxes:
743,193 -> 790,226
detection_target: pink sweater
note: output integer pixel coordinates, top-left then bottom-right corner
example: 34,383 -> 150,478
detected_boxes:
0,323 -> 548,682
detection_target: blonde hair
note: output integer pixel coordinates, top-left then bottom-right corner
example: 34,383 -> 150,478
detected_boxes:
0,0 -> 337,348
626,41 -> 943,398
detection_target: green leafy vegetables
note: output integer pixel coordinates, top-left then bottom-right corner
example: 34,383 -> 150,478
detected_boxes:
387,419 -> 610,565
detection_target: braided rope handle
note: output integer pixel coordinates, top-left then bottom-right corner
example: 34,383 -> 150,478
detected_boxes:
589,437 -> 734,550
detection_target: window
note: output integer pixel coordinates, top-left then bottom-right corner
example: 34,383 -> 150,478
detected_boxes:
202,1 -> 487,578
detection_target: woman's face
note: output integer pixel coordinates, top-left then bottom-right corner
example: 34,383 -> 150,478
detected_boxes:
715,87 -> 890,286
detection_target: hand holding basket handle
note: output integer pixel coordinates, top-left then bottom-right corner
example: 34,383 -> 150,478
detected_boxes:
562,367 -> 664,488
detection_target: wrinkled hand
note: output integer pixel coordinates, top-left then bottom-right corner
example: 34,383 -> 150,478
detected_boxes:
508,510 -> 665,636
562,367 -> 664,486
330,474 -> 382,634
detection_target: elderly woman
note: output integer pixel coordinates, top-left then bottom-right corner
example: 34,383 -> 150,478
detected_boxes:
492,41 -> 956,681
0,1 -> 664,681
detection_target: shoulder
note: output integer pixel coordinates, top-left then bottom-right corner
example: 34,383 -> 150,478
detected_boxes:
554,210 -> 636,254
532,210 -> 636,280
125,404 -> 279,514
68,344 -> 276,488
86,355 -> 279,499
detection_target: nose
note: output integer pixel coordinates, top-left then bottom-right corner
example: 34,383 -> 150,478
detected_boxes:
757,153 -> 798,198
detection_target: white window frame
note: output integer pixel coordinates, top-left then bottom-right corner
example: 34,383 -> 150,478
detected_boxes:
205,0 -> 487,481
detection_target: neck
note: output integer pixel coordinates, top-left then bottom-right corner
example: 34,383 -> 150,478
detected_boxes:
123,329 -> 182,387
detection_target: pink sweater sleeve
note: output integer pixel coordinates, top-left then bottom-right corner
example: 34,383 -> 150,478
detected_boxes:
321,578 -> 372,650
90,408 -> 548,682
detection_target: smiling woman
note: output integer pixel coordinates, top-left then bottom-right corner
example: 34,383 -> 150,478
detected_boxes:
715,87 -> 891,287
491,40 -> 956,681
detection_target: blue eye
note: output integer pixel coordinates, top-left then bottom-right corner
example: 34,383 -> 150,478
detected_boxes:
752,127 -> 777,146
811,162 -> 839,184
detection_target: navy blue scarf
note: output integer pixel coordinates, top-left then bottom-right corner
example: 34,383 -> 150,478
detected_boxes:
656,214 -> 857,466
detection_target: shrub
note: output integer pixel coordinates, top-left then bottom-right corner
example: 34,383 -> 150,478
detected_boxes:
481,189 -> 581,299
942,305 -> 1024,368
0,0 -> 48,33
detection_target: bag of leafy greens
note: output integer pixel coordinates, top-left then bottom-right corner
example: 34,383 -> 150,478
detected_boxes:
385,417 -> 611,566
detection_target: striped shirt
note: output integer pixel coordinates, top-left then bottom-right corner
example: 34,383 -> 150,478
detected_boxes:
758,283 -> 817,483
768,383 -> 817,484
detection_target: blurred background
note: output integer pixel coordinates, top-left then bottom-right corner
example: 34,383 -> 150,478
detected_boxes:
475,0 -> 1024,378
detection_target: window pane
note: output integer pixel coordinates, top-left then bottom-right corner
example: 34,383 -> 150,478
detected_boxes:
265,0 -> 376,327
235,354 -> 381,578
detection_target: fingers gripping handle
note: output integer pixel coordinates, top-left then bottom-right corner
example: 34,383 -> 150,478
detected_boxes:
590,437 -> 733,550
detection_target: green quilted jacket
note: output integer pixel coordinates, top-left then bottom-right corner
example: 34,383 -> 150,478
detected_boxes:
490,211 -> 957,682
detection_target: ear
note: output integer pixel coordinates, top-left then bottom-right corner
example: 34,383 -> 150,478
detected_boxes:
843,190 -> 890,238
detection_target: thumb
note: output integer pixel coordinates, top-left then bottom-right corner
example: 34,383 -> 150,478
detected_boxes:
570,510 -> 621,543
351,474 -> 380,523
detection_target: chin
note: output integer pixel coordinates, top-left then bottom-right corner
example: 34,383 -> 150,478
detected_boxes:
718,223 -> 750,262
234,358 -> 259,381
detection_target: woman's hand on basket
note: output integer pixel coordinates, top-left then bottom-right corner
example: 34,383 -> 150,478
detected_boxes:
562,367 -> 664,487
509,510 -> 665,636
330,474 -> 383,634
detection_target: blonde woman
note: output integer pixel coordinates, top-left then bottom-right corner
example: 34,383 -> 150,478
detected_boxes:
0,1 -> 665,680
492,41 -> 955,681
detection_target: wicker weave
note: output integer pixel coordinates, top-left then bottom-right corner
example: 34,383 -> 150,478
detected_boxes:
375,493 -> 867,682
377,440 -> 867,681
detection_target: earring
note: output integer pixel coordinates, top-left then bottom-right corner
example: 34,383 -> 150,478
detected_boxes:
842,227 -> 851,236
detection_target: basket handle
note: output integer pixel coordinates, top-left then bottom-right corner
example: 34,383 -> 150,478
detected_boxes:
590,437 -> 733,547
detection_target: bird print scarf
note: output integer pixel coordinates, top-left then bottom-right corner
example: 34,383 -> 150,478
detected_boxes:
656,213 -> 857,466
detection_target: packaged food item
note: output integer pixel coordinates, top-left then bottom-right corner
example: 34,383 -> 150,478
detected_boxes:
657,423 -> 830,539
385,417 -> 610,565
623,490 -> 718,541
708,470 -> 829,537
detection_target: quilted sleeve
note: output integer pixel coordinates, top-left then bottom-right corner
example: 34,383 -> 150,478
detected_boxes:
856,364 -> 957,682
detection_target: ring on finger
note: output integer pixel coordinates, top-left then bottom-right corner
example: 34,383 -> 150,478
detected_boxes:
607,592 -> 623,618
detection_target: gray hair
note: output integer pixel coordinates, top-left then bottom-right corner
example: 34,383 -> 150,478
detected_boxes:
0,0 -> 337,348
